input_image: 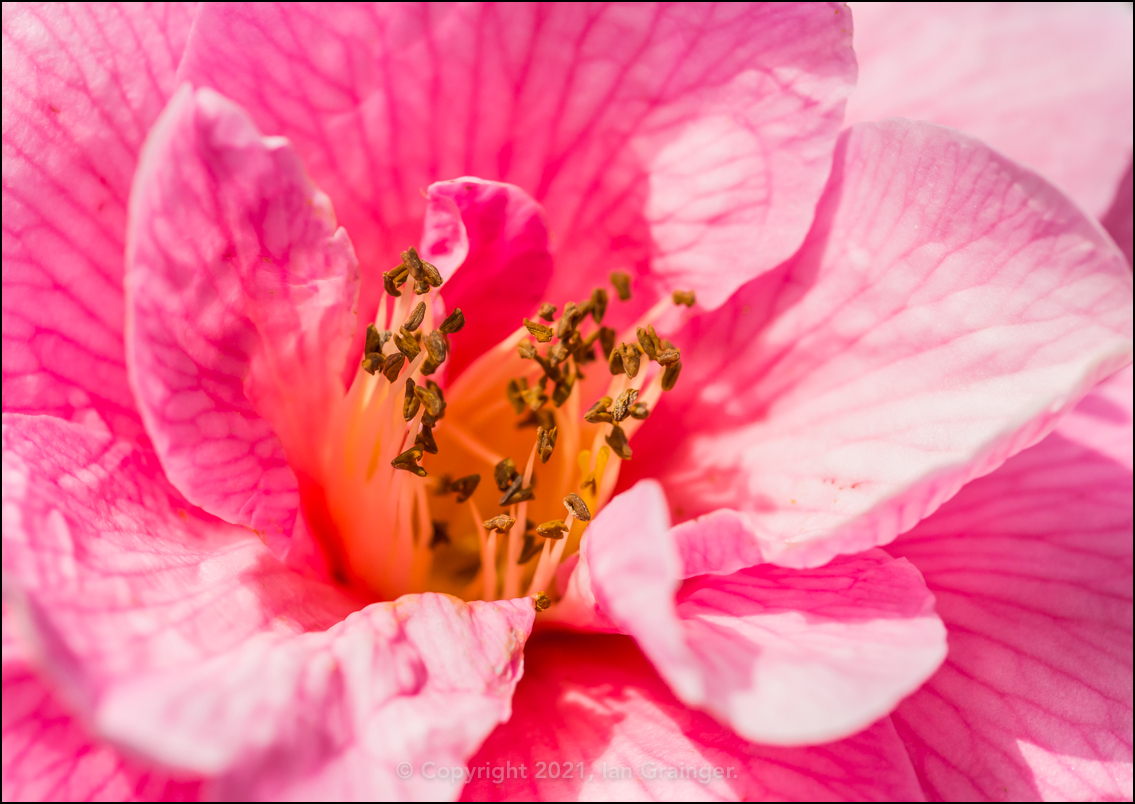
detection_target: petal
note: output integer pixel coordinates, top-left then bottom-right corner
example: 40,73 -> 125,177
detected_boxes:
421,178 -> 553,378
2,3 -> 197,438
2,414 -> 535,799
125,86 -> 359,553
584,481 -> 946,745
1102,156 -> 1133,268
176,4 -> 857,321
462,632 -> 926,801
846,2 -> 1133,218
628,119 -> 1134,569
2,608 -> 203,802
886,365 -> 1133,800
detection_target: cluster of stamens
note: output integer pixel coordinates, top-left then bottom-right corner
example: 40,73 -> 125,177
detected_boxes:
327,248 -> 695,609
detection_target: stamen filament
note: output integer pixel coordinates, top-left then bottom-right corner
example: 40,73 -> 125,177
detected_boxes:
469,498 -> 497,600
503,439 -> 540,599
444,420 -> 506,467
527,512 -> 574,597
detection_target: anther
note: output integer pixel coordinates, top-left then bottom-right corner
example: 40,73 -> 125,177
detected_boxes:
533,592 -> 552,612
366,324 -> 391,354
661,361 -> 682,391
482,514 -> 517,534
415,424 -> 438,455
536,519 -> 569,539
605,425 -> 632,460
538,303 -> 557,321
637,325 -> 662,361
518,409 -> 556,430
420,380 -> 447,425
552,373 -> 575,407
518,340 -> 538,360
381,352 -> 406,381
610,271 -> 632,301
499,473 -> 535,506
656,347 -> 681,366
361,353 -> 384,375
404,302 -> 426,332
523,318 -> 554,343
555,303 -> 583,339
537,425 -> 558,464
439,308 -> 466,334
413,279 -> 431,295
590,288 -> 609,324
403,378 -> 421,420
383,272 -> 403,298
424,330 -> 447,363
521,384 -> 549,412
598,327 -> 616,359
563,493 -> 591,521
629,402 -> 650,420
402,247 -> 443,288
392,445 -> 427,476
494,458 -> 519,491
518,534 -> 543,564
506,378 -> 528,415
413,384 -> 445,418
620,342 -> 643,379
612,388 -> 638,422
534,355 -> 560,383
394,328 -> 422,360
450,473 -> 480,503
672,289 -> 696,307
430,521 -> 451,548
585,396 -> 614,424
608,347 -> 625,376
547,342 -> 569,366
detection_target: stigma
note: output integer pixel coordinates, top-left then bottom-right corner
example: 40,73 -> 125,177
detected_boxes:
319,248 -> 691,610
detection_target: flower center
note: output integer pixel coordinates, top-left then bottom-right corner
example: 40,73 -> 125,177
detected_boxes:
317,247 -> 693,607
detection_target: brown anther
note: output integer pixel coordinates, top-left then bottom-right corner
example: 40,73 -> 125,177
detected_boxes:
590,288 -> 609,324
608,347 -> 625,376
506,378 -> 528,415
401,247 -> 442,287
494,458 -> 519,491
598,326 -> 617,359
612,388 -> 639,422
424,330 -> 447,364
366,324 -> 391,354
394,328 -> 422,360
361,353 -> 384,375
381,352 -> 406,381
661,360 -> 682,391
430,520 -> 451,548
415,424 -> 438,455
552,373 -> 575,407
672,289 -> 696,307
563,492 -> 591,521
421,380 -> 446,425
403,378 -> 421,420
637,325 -> 662,361
450,473 -> 480,503
518,340 -> 538,359
482,514 -> 517,534
439,308 -> 465,334
517,409 -> 556,430
555,303 -> 584,340
523,318 -> 554,343
392,446 -> 427,476
499,473 -> 535,506
413,384 -> 445,417
536,425 -> 559,464
533,591 -> 552,612
538,302 -> 557,321
629,402 -> 650,420
383,272 -> 403,298
404,301 -> 426,332
534,355 -> 561,383
413,279 -> 431,295
420,358 -> 440,376
656,347 -> 681,366
547,342 -> 569,366
536,519 -> 569,539
585,396 -> 614,424
518,535 -> 543,564
621,342 -> 643,379
610,271 -> 632,301
521,384 -> 549,412
605,425 -> 632,460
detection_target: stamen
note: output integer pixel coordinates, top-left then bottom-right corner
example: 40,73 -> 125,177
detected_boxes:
535,519 -> 568,539
672,289 -> 696,307
598,327 -> 616,359
610,271 -> 632,301
521,383 -> 549,412
439,308 -> 466,334
517,340 -> 538,360
629,402 -> 650,420
656,347 -> 681,366
608,347 -> 624,376
381,352 -> 406,381
551,372 -> 575,407
402,247 -> 443,288
620,342 -> 643,379
420,330 -> 447,376
585,396 -> 614,424
523,318 -> 554,342
420,380 -> 447,426
403,378 -> 421,420
547,342 -> 569,365
661,361 -> 682,391
518,533 -> 543,564
392,445 -> 427,476
404,301 -> 427,332
636,326 -> 659,360
450,474 -> 480,502
499,473 -> 536,506
394,328 -> 422,360
494,457 -> 519,490
414,424 -> 438,455
430,520 -> 451,548
538,302 -> 557,321
536,425 -> 558,464
413,384 -> 445,418
605,425 -> 632,460
506,377 -> 528,415
555,303 -> 583,340
366,324 -> 391,354
517,409 -> 556,430
362,353 -> 384,375
533,592 -> 552,612
483,514 -> 517,534
611,388 -> 638,422
590,288 -> 609,324
580,445 -> 610,492
563,492 -> 591,521
383,269 -> 406,298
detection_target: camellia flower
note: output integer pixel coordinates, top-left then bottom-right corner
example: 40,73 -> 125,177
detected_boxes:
3,4 -> 1132,802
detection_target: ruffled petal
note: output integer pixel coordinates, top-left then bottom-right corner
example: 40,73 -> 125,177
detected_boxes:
582,481 -> 946,745
462,633 -> 926,801
846,2 -> 1133,218
2,414 -> 534,799
126,85 -> 359,553
1102,156 -> 1133,268
2,3 -> 197,439
887,366 -> 1133,800
176,3 -> 857,320
628,119 -> 1133,569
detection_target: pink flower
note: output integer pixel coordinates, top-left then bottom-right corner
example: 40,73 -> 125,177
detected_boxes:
2,4 -> 1131,802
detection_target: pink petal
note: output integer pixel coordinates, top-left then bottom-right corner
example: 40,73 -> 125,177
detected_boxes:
846,2 -> 1133,219
176,4 -> 857,319
461,633 -> 926,801
126,86 -> 359,554
421,178 -> 552,378
1102,156 -> 1133,268
886,365 -> 1133,800
2,608 -> 202,802
2,414 -> 535,799
584,481 -> 946,745
2,3 -> 197,439
628,119 -> 1134,570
